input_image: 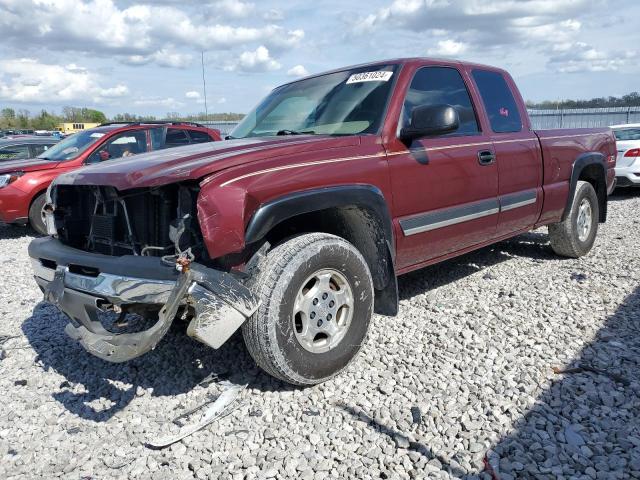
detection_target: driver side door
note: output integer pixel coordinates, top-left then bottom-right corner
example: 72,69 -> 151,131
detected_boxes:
388,66 -> 499,270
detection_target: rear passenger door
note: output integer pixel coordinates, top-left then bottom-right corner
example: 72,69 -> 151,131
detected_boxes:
470,69 -> 543,236
389,66 -> 499,270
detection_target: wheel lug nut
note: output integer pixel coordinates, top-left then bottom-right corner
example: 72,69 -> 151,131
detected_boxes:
327,314 -> 332,321
329,300 -> 335,307
313,298 -> 318,305
310,312 -> 316,319
322,293 -> 328,300
317,319 -> 323,327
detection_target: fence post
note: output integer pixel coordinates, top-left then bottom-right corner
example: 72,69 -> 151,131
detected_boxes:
628,106 -> 632,125
560,109 -> 564,128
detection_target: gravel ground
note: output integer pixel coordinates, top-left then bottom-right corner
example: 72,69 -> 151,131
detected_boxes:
1,190 -> 639,480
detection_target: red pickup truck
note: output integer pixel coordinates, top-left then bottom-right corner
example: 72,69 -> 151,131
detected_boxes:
29,58 -> 616,386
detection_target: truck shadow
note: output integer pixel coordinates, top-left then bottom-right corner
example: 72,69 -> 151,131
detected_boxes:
21,303 -> 286,422
482,285 -> 640,478
0,222 -> 36,240
398,230 -> 556,300
609,187 -> 640,202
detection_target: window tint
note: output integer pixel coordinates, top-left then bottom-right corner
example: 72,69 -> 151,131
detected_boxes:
165,128 -> 190,146
472,70 -> 522,133
87,130 -> 148,164
188,130 -> 213,143
149,127 -> 165,150
402,67 -> 479,136
0,144 -> 31,160
32,144 -> 54,157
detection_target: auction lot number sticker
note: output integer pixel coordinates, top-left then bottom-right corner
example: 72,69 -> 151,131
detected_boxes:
346,71 -> 393,84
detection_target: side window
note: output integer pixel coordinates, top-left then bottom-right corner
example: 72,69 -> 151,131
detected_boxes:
87,130 -> 148,164
471,70 -> 522,133
31,144 -> 53,157
188,130 -> 214,143
0,145 -> 31,160
402,67 -> 479,136
165,128 -> 190,147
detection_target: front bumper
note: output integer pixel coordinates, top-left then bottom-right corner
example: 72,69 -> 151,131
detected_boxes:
29,237 -> 258,363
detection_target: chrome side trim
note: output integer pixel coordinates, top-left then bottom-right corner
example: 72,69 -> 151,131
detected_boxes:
499,190 -> 537,212
400,199 -> 500,236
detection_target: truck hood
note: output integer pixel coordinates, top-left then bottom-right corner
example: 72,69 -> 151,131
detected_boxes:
54,135 -> 360,190
0,157 -> 59,174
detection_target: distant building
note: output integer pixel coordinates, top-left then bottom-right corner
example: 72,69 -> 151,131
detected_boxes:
57,122 -> 101,134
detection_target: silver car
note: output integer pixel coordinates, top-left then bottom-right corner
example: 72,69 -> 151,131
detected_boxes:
611,123 -> 640,187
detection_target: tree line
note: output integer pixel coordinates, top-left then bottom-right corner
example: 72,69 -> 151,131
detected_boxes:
526,92 -> 640,110
0,106 -> 245,131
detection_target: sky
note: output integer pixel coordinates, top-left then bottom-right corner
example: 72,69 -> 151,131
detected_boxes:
0,0 -> 638,117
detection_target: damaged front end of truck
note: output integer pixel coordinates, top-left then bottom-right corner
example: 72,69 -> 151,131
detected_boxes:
30,182 -> 259,363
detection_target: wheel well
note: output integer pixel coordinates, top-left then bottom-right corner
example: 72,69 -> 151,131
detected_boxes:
578,164 -> 607,222
262,206 -> 398,316
28,189 -> 47,214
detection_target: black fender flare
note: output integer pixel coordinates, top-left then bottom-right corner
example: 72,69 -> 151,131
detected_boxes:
562,152 -> 607,223
245,185 -> 399,316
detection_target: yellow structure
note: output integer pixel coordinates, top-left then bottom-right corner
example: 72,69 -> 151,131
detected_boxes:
57,122 -> 101,134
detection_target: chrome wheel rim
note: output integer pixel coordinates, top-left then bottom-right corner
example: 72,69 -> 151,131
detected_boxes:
576,198 -> 593,242
292,269 -> 354,354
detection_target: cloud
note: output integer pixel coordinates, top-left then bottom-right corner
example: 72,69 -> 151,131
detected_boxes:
218,97 -> 227,104
287,65 -> 309,77
427,39 -> 468,57
353,0 -> 594,53
185,91 -> 201,99
214,0 -> 254,18
548,42 -> 636,73
133,97 -> 185,109
224,46 -> 281,72
0,0 -> 303,67
0,58 -> 128,103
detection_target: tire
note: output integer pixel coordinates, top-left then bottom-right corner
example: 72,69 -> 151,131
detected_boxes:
242,233 -> 374,386
549,180 -> 599,258
28,193 -> 47,235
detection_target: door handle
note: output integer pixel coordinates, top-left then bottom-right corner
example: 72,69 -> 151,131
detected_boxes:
477,150 -> 495,166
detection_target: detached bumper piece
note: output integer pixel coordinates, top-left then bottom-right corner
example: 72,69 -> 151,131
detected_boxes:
30,239 -> 258,363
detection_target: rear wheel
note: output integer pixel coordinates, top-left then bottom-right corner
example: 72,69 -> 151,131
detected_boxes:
28,193 -> 47,235
549,181 -> 599,258
242,233 -> 374,386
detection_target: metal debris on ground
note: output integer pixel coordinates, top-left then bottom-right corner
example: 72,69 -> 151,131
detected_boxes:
147,380 -> 248,448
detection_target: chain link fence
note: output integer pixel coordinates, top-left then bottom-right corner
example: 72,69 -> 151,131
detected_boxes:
528,107 -> 640,129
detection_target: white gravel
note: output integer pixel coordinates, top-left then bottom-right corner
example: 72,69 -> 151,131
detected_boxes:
1,190 -> 639,480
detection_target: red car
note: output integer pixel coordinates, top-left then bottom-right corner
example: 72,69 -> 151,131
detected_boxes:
0,122 -> 221,233
31,58 -> 616,385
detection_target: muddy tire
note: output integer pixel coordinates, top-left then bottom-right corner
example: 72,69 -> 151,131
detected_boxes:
242,233 -> 374,386
28,193 -> 47,235
549,181 -> 599,258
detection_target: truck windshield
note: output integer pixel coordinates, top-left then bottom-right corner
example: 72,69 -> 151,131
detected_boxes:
37,130 -> 106,161
231,64 -> 399,138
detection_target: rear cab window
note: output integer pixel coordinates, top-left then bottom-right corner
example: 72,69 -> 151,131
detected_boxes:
165,129 -> 190,147
471,69 -> 522,133
188,130 -> 214,143
401,66 -> 480,136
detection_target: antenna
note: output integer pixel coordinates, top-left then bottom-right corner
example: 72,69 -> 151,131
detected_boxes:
201,51 -> 209,121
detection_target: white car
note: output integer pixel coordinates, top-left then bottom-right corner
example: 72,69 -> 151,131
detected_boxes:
611,123 -> 640,187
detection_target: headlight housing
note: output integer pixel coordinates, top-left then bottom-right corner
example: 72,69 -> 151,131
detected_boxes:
0,172 -> 24,188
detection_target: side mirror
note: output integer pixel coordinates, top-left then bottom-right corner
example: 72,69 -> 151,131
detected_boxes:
400,104 -> 459,142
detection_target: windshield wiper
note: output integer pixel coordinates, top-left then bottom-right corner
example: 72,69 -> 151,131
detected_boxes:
276,129 -> 315,136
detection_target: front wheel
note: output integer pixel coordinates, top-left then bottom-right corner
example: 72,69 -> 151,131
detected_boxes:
28,193 -> 47,235
549,180 -> 599,258
242,233 -> 374,386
